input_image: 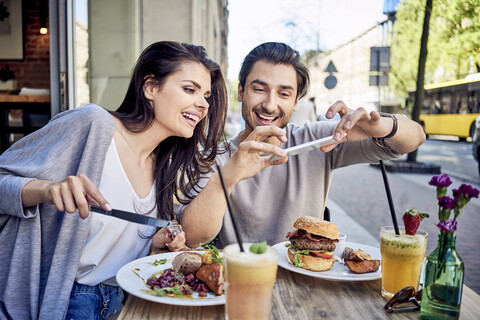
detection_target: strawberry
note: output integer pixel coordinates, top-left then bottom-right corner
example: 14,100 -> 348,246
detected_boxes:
402,209 -> 429,235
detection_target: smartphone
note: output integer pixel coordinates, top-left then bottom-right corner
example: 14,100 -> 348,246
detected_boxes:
269,133 -> 345,161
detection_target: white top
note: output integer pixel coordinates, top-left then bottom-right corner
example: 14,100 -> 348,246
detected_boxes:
76,138 -> 157,286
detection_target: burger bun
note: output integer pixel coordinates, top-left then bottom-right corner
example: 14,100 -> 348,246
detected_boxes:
293,216 -> 338,240
287,248 -> 334,272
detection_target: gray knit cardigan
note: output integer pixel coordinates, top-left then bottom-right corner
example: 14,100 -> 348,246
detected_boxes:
0,104 -> 113,320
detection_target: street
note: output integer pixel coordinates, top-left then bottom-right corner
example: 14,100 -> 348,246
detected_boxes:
328,138 -> 480,294
414,137 -> 479,184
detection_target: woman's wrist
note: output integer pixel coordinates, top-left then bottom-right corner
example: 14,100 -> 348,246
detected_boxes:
21,179 -> 53,207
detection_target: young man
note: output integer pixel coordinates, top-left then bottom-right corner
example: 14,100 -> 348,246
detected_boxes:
179,42 -> 425,248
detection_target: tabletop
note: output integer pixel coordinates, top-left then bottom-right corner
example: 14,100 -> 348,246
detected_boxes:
117,265 -> 480,319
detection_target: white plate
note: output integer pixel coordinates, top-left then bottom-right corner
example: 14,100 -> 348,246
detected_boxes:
116,251 -> 225,306
272,241 -> 381,281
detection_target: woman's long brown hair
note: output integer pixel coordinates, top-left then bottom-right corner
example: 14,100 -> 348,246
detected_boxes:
110,41 -> 227,221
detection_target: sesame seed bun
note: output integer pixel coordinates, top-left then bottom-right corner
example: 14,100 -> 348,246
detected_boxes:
293,216 -> 339,240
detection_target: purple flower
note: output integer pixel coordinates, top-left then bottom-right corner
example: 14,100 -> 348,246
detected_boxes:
437,219 -> 458,232
438,196 -> 455,221
452,184 -> 479,219
429,174 -> 452,188
453,184 -> 480,200
438,196 -> 456,210
428,175 -> 477,231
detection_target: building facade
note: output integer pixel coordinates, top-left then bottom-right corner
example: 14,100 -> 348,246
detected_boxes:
75,0 -> 229,110
307,18 -> 402,116
0,0 -> 228,152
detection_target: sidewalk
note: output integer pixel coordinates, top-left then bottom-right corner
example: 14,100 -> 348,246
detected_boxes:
326,199 -> 379,247
328,163 -> 480,294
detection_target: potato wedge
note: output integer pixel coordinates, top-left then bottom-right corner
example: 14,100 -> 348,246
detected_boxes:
344,259 -> 380,273
343,247 -> 380,274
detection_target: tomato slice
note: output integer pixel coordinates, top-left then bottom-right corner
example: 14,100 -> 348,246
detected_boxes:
310,251 -> 333,259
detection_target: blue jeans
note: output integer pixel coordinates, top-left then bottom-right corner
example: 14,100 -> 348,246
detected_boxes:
65,282 -> 124,320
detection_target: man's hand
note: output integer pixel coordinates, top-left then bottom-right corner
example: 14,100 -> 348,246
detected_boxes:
322,100 -> 425,154
221,126 -> 288,188
320,101 -> 392,151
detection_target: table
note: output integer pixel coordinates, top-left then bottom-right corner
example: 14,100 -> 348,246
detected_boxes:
0,94 -> 50,153
118,266 -> 480,319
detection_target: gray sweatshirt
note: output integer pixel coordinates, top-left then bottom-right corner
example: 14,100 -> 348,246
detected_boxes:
0,104 -> 113,320
182,121 -> 400,248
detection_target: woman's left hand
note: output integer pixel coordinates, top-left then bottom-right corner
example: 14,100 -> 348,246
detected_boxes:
151,226 -> 186,252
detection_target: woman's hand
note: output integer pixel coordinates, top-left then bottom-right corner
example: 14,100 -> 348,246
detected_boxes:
22,174 -> 110,218
151,226 -> 186,252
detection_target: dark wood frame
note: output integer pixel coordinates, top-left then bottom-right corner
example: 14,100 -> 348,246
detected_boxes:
0,0 -> 25,61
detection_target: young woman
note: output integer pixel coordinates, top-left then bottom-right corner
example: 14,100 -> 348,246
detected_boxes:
0,41 -> 227,319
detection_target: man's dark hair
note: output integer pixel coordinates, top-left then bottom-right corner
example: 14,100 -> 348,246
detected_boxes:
238,42 -> 310,100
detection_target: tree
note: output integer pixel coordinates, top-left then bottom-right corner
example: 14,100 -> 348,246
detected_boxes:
407,0 -> 433,163
389,0 -> 480,98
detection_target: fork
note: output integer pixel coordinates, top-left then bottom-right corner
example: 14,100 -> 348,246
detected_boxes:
169,214 -> 182,235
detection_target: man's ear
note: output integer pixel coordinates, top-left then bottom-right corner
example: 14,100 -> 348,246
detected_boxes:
237,83 -> 244,102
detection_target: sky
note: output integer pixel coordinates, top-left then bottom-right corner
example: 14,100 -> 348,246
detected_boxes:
227,0 -> 387,80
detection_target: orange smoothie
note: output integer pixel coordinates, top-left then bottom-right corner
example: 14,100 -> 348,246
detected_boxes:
223,243 -> 278,320
380,226 -> 428,299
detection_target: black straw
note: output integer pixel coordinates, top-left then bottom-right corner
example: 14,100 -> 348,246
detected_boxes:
217,166 -> 245,252
379,160 -> 400,235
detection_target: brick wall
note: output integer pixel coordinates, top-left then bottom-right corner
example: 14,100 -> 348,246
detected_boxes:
2,0 -> 50,90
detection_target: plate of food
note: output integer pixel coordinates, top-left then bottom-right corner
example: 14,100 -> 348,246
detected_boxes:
273,216 -> 381,281
116,246 -> 225,306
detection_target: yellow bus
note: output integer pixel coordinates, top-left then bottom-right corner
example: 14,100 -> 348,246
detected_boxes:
408,78 -> 480,140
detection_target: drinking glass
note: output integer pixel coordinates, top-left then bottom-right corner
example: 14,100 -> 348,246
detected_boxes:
380,226 -> 428,299
223,243 -> 278,320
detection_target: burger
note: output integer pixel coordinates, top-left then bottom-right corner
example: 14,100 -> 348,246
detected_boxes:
286,216 -> 339,271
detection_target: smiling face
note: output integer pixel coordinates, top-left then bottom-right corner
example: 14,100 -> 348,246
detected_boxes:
238,60 -> 298,140
145,62 -> 212,139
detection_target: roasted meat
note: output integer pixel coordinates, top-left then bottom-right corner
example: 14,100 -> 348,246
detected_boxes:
195,262 -> 224,295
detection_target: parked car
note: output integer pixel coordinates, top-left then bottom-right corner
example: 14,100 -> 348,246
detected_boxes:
473,115 -> 480,175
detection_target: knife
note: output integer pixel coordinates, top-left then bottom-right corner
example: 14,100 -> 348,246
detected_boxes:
90,205 -> 171,228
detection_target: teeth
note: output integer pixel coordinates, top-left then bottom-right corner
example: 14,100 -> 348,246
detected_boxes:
182,113 -> 200,122
257,113 -> 276,121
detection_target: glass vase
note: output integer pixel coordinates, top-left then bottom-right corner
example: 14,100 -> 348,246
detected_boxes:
421,231 -> 464,319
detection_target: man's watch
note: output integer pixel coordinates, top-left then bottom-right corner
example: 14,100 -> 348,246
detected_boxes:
372,113 -> 399,153
377,112 -> 398,139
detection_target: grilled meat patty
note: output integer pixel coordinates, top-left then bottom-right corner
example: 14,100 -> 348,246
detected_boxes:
290,236 -> 336,252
